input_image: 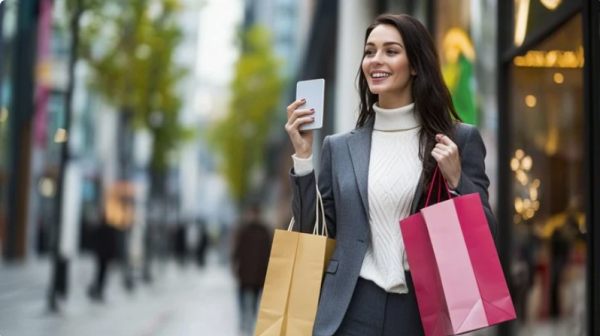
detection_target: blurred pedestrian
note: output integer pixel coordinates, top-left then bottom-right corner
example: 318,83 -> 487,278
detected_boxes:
285,14 -> 495,335
231,204 -> 272,334
550,208 -> 581,319
512,221 -> 539,324
195,220 -> 209,268
88,212 -> 118,302
174,222 -> 188,266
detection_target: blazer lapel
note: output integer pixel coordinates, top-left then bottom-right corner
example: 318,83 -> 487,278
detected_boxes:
410,171 -> 425,214
347,117 -> 375,219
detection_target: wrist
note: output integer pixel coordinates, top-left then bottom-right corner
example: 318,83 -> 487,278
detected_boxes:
295,151 -> 312,159
447,175 -> 461,190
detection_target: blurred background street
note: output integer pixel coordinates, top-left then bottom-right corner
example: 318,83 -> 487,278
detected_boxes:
1,0 -> 600,335
0,252 -> 239,336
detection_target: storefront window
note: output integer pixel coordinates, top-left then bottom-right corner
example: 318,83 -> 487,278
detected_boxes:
510,14 -> 586,335
435,0 -> 498,208
514,0 -> 569,46
513,0 -> 584,48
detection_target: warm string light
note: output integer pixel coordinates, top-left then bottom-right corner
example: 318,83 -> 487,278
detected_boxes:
514,0 -> 563,47
514,0 -> 531,46
553,72 -> 564,84
0,107 -> 8,123
39,178 -> 55,197
54,128 -> 68,143
512,149 -> 540,223
540,0 -> 562,10
513,46 -> 585,68
525,95 -> 537,108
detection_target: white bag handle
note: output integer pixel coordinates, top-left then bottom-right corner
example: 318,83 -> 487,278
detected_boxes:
288,186 -> 329,237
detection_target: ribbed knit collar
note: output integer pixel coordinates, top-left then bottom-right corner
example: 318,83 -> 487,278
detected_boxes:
373,102 -> 420,131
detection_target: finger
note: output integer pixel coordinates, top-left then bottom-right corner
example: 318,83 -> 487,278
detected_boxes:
435,143 -> 457,154
436,134 -> 456,147
286,99 -> 306,117
290,116 -> 315,131
431,150 -> 443,163
432,148 -> 449,158
292,108 -> 315,120
434,143 -> 449,151
287,109 -> 314,128
287,99 -> 306,111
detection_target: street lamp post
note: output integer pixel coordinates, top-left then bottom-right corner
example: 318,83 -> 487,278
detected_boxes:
48,0 -> 83,312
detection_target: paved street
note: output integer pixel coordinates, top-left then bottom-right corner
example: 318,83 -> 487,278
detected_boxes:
0,254 -> 582,336
0,253 -> 240,336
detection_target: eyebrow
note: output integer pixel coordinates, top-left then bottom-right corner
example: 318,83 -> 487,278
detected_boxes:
365,42 -> 404,49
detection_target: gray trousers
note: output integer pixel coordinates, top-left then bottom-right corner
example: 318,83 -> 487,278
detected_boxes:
333,272 -> 426,336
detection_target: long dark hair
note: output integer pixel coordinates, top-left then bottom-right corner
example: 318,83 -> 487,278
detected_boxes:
356,14 -> 462,194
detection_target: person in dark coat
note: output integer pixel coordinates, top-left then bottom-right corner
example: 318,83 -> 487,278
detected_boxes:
174,222 -> 188,266
231,205 -> 272,334
88,213 -> 118,302
195,220 -> 209,268
549,210 -> 581,318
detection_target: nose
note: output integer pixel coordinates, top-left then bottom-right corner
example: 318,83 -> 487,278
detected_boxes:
371,50 -> 384,65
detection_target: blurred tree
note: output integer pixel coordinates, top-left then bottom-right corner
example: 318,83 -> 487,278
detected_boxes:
81,0 -> 196,285
79,0 -> 193,178
49,0 -> 195,296
208,26 -> 284,208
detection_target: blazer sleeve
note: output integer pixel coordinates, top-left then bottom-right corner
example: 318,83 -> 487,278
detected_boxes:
456,125 -> 498,240
290,136 -> 336,237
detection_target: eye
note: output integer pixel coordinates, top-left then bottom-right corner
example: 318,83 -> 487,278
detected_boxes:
387,49 -> 399,55
364,49 -> 375,56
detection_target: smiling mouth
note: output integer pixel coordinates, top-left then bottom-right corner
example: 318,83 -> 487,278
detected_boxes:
371,73 -> 391,79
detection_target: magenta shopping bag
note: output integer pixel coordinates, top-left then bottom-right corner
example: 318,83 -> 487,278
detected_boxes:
400,169 -> 516,336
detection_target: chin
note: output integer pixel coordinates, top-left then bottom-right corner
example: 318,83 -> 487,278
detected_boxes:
368,85 -> 391,95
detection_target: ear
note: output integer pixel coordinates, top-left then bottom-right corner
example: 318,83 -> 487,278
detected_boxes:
411,68 -> 417,76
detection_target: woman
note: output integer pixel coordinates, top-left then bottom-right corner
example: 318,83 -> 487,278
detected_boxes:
285,14 -> 496,336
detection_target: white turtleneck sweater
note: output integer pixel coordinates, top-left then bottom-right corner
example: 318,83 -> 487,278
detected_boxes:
292,103 -> 423,294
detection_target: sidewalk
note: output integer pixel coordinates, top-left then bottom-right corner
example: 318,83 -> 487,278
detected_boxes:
1,255 -> 585,336
0,254 -> 240,336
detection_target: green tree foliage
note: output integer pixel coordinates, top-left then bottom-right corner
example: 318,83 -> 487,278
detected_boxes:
208,26 -> 284,206
79,0 -> 192,173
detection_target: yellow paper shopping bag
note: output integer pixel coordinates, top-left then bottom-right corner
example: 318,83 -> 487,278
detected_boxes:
255,188 -> 335,336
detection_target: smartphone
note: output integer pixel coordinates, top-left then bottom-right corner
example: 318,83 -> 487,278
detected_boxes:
296,79 -> 325,131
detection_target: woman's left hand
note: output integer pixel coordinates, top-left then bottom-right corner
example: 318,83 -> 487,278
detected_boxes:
431,134 -> 462,189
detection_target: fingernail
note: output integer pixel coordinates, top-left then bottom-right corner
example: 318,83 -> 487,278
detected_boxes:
310,108 -> 315,112
302,98 -> 306,101
311,117 -> 315,120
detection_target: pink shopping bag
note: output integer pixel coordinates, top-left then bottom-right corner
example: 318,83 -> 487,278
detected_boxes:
400,168 -> 516,336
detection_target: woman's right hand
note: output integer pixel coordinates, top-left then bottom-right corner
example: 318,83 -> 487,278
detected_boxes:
285,99 -> 315,158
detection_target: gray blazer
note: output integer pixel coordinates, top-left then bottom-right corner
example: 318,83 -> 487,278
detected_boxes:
289,116 -> 497,336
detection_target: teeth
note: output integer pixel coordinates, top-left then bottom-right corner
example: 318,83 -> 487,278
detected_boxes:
372,73 -> 390,78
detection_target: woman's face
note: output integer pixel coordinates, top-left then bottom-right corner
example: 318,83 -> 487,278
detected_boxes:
362,24 -> 415,96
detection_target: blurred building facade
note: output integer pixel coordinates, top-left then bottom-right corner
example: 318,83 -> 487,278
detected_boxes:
241,0 -> 316,228
174,0 -> 201,226
1,0 -> 42,261
194,0 -> 242,233
243,0 -> 307,77
0,0 -> 207,268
